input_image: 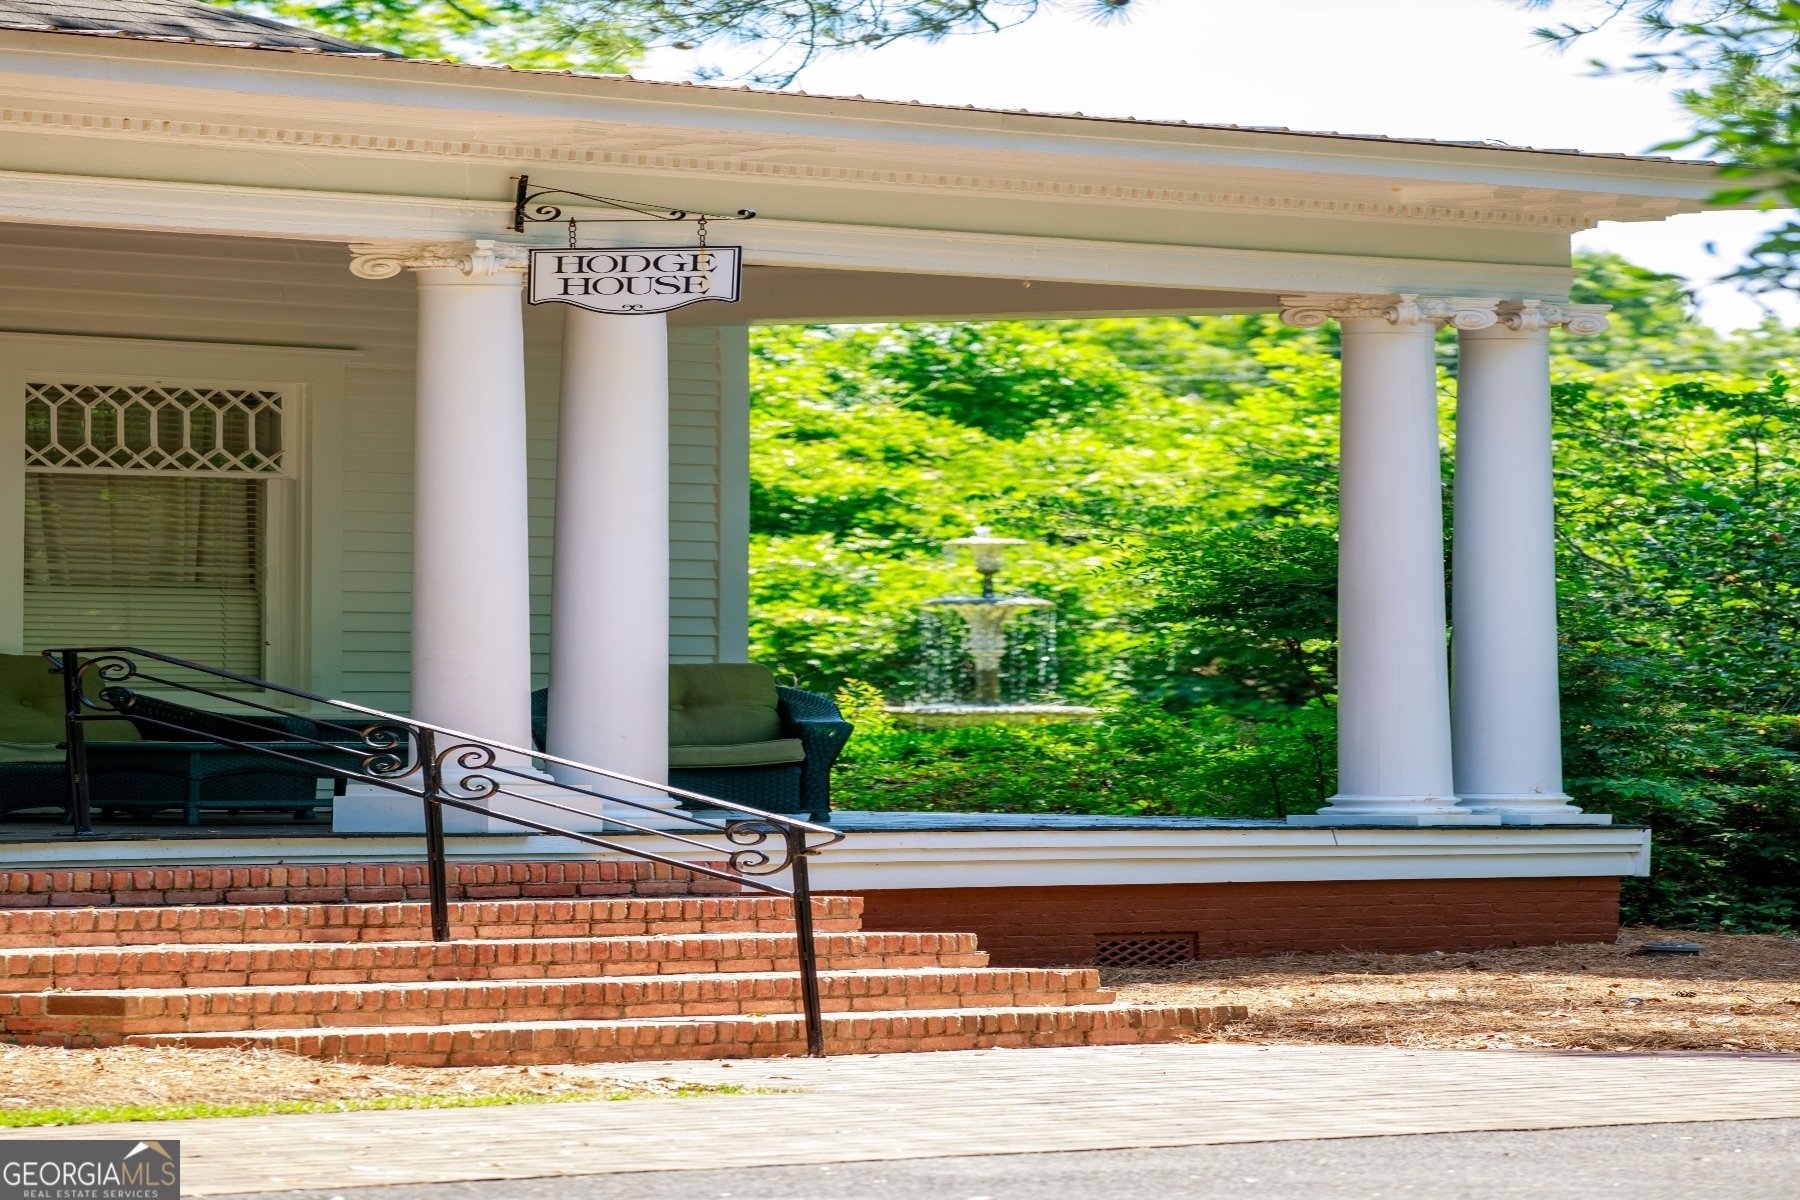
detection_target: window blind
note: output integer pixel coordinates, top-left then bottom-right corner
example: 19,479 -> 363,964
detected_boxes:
23,473 -> 264,680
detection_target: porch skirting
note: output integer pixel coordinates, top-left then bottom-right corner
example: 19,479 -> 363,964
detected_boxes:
850,877 -> 1623,967
0,814 -> 1645,961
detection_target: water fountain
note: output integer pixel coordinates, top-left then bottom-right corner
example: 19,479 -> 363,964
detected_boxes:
885,528 -> 1102,729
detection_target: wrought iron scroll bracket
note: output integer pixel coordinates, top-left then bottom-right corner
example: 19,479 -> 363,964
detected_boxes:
509,175 -> 755,241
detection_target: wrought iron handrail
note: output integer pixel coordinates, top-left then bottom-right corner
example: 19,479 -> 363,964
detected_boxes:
47,646 -> 846,1057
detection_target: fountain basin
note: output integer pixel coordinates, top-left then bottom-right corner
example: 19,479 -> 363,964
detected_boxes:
884,703 -> 1103,730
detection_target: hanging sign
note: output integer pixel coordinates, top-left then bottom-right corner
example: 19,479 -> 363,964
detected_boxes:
527,246 -> 741,315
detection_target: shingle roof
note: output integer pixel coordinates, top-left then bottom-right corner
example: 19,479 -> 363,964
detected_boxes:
0,0 -> 392,54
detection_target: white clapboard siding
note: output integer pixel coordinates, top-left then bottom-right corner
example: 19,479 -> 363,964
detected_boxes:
0,224 -> 747,713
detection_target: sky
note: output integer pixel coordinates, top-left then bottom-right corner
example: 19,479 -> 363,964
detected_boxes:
636,0 -> 1797,330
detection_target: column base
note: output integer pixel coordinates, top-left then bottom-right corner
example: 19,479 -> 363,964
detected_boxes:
332,776 -> 623,834
1288,812 -> 1504,827
331,783 -> 497,835
1288,796 -> 1502,827
548,764 -> 692,832
1455,794 -> 1611,825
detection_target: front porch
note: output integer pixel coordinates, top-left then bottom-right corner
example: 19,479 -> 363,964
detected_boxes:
0,8 -> 1730,1011
0,811 -> 1649,965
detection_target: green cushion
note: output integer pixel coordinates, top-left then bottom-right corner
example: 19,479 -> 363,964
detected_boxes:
669,664 -> 783,747
0,654 -> 140,745
669,738 -> 805,769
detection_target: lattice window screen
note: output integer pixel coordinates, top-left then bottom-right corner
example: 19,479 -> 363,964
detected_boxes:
25,382 -> 283,474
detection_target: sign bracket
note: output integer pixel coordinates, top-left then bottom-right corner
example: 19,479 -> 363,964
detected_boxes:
510,175 -> 756,244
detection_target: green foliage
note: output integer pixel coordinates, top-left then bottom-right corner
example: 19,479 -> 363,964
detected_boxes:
1558,251 -> 1800,376
747,321 -> 1344,704
1127,524 -> 1338,708
216,0 -> 1140,82
751,257 -> 1800,932
1523,2 -> 1800,295
1553,367 -> 1800,928
215,0 -> 644,70
833,701 -> 1335,820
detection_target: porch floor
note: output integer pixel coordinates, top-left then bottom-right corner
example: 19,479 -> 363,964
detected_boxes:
0,808 -> 1290,845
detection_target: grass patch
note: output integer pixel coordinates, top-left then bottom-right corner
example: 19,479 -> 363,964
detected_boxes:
0,1084 -> 750,1127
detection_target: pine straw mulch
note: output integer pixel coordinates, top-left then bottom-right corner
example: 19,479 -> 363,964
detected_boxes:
1108,926 -> 1800,1053
0,1044 -> 702,1113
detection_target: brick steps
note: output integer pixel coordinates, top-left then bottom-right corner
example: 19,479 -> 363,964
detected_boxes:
1,967 -> 1114,1037
0,931 -> 990,992
0,860 -> 735,909
0,896 -> 859,949
119,1003 -> 1244,1064
0,862 -> 1247,1061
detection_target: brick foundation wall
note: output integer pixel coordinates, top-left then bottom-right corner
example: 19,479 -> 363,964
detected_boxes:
846,877 -> 1621,966
0,860 -> 740,909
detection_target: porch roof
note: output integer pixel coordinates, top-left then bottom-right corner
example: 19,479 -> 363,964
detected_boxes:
0,10 -> 1729,306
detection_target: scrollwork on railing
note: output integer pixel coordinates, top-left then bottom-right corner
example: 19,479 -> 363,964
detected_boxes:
44,644 -> 843,1058
437,741 -> 503,800
720,819 -> 802,877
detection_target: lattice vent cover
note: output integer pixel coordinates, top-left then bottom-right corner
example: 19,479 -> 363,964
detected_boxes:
1094,934 -> 1198,970
26,382 -> 283,474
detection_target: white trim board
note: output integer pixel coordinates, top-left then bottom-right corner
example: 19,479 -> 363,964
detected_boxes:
801,825 -> 1652,891
0,331 -> 353,697
0,170 -> 1577,300
0,824 -> 1651,882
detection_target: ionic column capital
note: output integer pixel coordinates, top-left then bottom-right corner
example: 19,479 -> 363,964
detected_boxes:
1496,299 -> 1612,335
348,239 -> 531,281
1279,294 -> 1501,331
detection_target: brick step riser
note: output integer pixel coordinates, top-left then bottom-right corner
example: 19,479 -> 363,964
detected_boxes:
100,1005 -> 1245,1064
0,860 -> 742,909
0,897 -> 863,950
1,970 -> 1110,1036
0,934 -> 989,992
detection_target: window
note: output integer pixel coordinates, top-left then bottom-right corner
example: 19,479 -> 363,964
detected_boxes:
22,381 -> 282,682
24,473 -> 264,676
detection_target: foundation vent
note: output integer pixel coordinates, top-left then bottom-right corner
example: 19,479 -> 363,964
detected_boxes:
1094,933 -> 1198,970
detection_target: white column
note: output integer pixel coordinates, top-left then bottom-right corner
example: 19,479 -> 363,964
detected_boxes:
336,240 -> 540,833
1280,295 -> 1500,826
548,307 -> 680,822
1453,300 -> 1613,825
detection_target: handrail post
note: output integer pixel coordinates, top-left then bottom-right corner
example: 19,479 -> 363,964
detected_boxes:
787,826 -> 826,1058
418,729 -> 451,942
59,650 -> 94,838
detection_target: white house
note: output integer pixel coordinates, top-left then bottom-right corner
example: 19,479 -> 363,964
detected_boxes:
0,0 -> 1709,953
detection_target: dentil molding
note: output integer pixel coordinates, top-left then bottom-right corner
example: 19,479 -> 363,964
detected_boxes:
0,103 -> 1627,230
347,238 -> 530,280
1279,294 -> 1612,334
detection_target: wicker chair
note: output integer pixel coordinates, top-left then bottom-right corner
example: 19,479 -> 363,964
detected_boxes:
531,664 -> 852,822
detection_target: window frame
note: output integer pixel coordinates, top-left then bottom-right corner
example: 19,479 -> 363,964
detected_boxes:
0,333 -> 352,698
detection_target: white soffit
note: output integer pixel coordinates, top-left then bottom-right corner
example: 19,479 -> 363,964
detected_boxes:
0,32 -> 1724,233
